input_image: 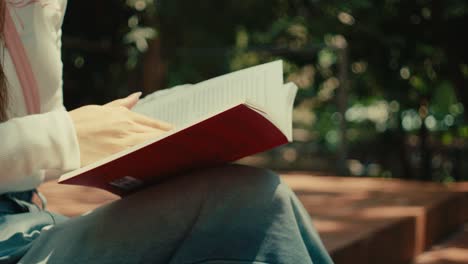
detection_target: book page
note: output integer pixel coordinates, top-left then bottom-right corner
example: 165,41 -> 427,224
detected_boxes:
135,84 -> 193,110
134,61 -> 284,128
279,82 -> 298,141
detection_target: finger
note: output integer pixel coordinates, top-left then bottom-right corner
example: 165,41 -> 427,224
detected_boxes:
129,123 -> 168,133
105,92 -> 142,109
130,112 -> 173,131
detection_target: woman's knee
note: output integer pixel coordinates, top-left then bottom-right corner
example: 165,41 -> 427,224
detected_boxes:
188,164 -> 292,211
115,164 -> 293,220
197,164 -> 281,192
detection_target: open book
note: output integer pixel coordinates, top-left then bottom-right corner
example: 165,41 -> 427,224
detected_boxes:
58,61 -> 298,196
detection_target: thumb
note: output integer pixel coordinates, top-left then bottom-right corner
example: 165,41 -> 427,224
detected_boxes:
105,92 -> 142,109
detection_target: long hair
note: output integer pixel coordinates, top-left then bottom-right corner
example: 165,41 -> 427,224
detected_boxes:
0,0 -> 8,122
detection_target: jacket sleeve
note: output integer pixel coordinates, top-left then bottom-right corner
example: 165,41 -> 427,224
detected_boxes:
0,110 -> 80,194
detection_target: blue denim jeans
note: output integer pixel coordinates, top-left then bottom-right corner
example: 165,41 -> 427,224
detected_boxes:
0,191 -> 67,264
1,165 -> 333,264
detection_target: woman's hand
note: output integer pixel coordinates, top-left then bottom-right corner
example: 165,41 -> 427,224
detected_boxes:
69,92 -> 172,167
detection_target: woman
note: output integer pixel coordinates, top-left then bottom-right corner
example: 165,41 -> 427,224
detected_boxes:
0,0 -> 333,263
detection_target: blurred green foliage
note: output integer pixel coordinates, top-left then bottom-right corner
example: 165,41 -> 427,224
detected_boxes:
62,0 -> 468,181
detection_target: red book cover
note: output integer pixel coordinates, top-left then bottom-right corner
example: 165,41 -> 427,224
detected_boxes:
58,103 -> 289,196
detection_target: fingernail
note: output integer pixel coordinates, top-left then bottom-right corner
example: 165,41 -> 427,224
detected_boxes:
161,121 -> 174,130
130,92 -> 143,99
163,123 -> 174,130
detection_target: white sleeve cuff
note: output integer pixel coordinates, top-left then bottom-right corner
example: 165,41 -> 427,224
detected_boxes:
0,110 -> 81,193
58,110 -> 81,172
24,110 -> 81,173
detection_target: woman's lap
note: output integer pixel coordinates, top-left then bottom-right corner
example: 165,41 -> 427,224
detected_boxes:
19,165 -> 333,264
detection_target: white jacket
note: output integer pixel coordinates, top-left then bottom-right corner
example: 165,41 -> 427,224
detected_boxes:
0,0 -> 80,194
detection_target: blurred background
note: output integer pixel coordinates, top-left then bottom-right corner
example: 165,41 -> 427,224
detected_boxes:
61,0 -> 468,182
